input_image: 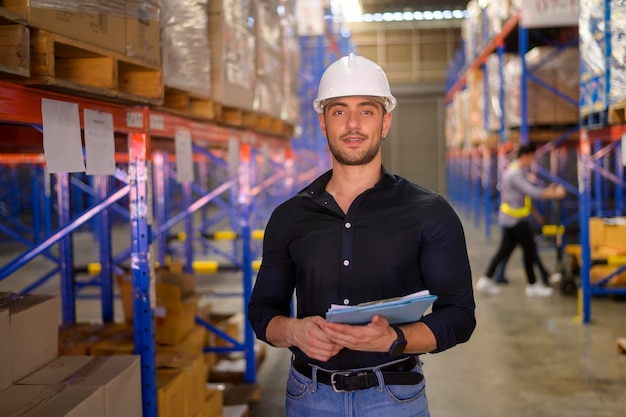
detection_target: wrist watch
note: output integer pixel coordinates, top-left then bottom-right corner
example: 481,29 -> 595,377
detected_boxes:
388,326 -> 407,356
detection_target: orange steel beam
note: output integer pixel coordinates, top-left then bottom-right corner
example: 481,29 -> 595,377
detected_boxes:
0,80 -> 292,150
0,80 -> 133,131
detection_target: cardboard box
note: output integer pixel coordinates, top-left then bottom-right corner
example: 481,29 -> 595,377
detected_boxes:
204,388 -> 224,417
155,282 -> 198,345
4,294 -> 60,382
3,0 -> 127,53
160,0 -> 210,97
590,217 -> 626,251
0,308 -> 10,392
125,0 -> 161,66
157,368 -> 188,417
157,324 -> 206,355
602,218 -> 626,251
209,2 -> 256,111
590,265 -> 626,287
157,351 -> 207,417
18,355 -> 142,417
0,384 -> 104,417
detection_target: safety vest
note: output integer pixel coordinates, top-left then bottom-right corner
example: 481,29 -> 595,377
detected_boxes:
499,161 -> 532,218
500,195 -> 532,218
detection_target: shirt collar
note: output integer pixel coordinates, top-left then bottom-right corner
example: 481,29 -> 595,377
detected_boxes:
299,166 -> 398,198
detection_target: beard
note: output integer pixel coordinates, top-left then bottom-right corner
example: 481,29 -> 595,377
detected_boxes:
325,129 -> 382,166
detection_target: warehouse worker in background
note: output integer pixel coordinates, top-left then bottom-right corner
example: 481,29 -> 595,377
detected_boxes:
248,54 -> 476,417
476,143 -> 566,297
493,206 -> 562,287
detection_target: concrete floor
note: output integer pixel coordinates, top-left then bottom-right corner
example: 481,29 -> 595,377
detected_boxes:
1,210 -> 626,417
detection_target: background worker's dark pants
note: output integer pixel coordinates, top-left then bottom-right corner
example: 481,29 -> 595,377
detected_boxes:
485,221 -> 537,285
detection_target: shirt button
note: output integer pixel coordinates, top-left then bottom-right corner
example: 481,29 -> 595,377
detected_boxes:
343,259 -> 350,266
343,299 -> 350,305
345,222 -> 351,228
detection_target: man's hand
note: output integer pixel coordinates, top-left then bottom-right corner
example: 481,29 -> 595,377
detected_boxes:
283,316 -> 343,362
320,315 -> 396,353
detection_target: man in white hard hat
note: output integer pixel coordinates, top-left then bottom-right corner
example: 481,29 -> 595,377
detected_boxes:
248,54 -> 475,416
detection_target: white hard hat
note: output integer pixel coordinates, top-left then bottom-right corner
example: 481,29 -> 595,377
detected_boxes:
313,53 -> 397,113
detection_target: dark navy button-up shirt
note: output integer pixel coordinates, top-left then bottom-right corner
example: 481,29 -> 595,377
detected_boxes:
248,168 -> 476,370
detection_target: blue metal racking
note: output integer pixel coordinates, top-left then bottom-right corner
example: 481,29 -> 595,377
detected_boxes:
0,79 -> 305,414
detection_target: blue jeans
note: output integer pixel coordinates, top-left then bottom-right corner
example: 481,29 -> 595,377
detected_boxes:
284,359 -> 430,417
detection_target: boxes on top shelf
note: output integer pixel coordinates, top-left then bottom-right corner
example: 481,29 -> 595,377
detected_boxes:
160,0 -> 210,97
2,0 -> 162,67
2,0 -> 128,53
580,0 -> 626,120
125,0 -> 161,67
253,0 -> 282,119
209,0 -> 256,112
504,46 -> 579,128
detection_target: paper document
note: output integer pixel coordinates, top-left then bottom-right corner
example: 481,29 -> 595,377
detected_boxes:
325,290 -> 437,325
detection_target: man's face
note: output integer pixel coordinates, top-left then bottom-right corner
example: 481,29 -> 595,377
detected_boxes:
318,96 -> 392,166
519,152 -> 535,168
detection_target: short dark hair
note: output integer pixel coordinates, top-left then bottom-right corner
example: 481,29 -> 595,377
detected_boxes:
517,143 -> 536,158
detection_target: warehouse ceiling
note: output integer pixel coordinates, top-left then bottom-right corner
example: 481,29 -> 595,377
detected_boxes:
360,0 -> 469,14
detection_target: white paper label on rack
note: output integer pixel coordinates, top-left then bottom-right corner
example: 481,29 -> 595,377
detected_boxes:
150,114 -> 164,131
520,0 -> 578,28
127,112 -> 143,128
622,134 -> 626,167
84,109 -> 116,175
175,128 -> 194,183
41,98 -> 86,173
295,0 -> 324,36
154,305 -> 166,318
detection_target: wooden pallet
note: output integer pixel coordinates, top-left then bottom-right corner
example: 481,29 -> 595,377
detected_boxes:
216,106 -> 259,129
23,29 -> 163,105
0,7 -> 29,77
160,87 -> 218,120
608,102 -> 626,125
617,338 -> 626,354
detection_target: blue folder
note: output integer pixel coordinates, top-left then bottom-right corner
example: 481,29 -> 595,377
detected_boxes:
325,294 -> 437,325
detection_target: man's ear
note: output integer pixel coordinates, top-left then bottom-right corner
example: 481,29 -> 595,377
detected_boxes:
382,112 -> 393,138
318,112 -> 327,137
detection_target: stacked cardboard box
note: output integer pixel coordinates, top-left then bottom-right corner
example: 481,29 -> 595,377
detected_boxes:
279,0 -> 300,125
0,293 -> 59,384
17,355 -> 142,417
209,0 -> 256,112
505,46 -> 579,127
253,0 -> 282,118
587,217 -> 626,286
0,294 -> 144,416
161,0 -> 211,97
117,262 -> 200,346
1,0 -> 161,66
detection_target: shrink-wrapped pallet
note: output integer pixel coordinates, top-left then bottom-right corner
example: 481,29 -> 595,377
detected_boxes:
161,0 -> 210,97
505,46 -> 579,127
209,0 -> 256,111
253,0 -> 282,118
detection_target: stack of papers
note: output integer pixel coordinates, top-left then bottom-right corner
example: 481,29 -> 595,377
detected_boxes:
325,290 -> 437,325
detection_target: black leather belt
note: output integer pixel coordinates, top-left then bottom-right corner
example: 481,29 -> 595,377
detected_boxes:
292,357 -> 423,392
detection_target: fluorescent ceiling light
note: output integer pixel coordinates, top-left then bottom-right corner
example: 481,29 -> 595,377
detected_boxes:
347,8 -> 467,23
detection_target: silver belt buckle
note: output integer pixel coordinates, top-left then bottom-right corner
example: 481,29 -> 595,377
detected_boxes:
330,372 -> 351,393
